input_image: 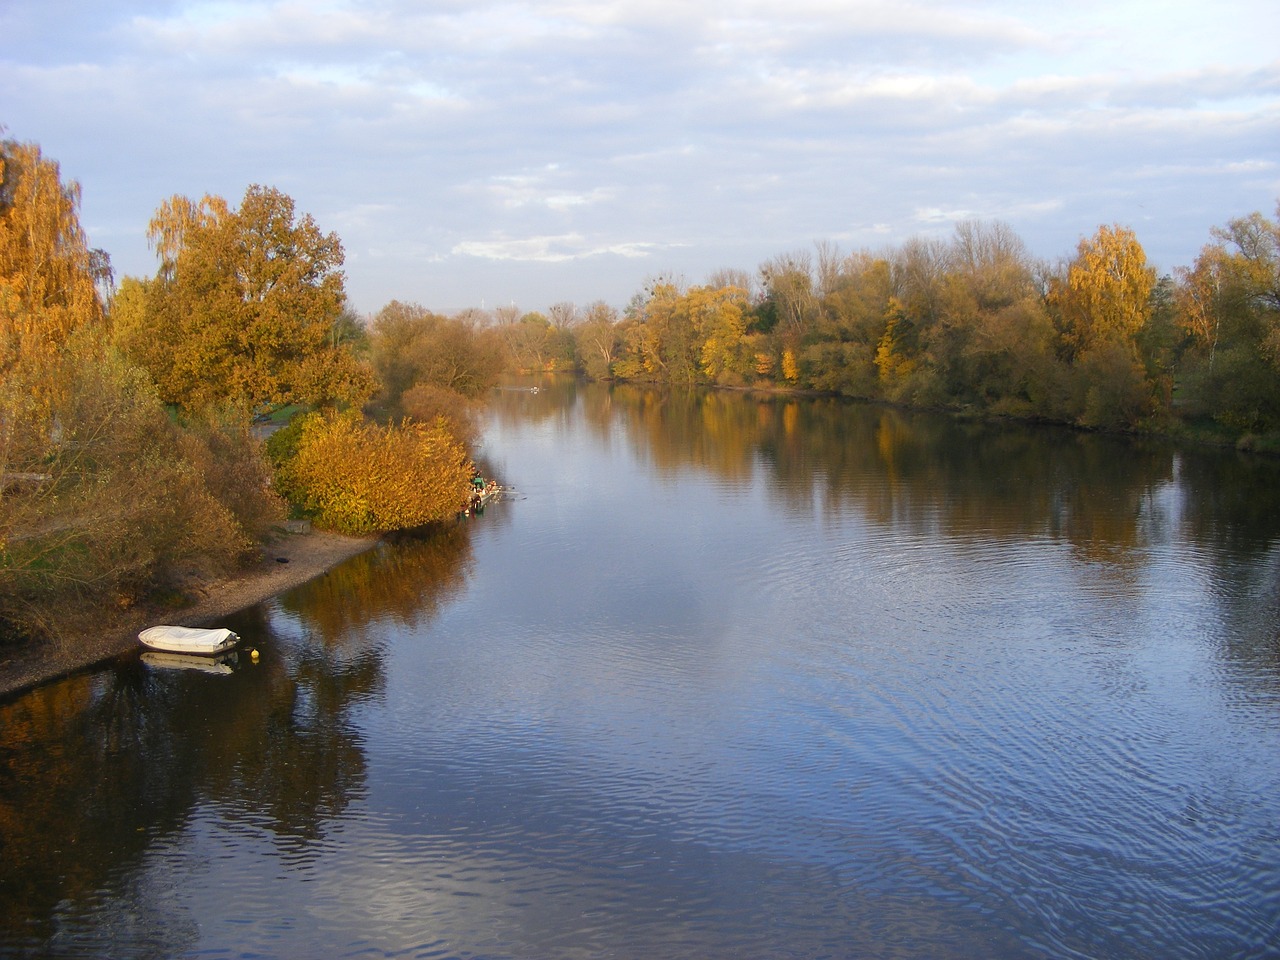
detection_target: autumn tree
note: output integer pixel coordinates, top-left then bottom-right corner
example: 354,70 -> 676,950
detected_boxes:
759,250 -> 817,342
1,328 -> 284,642
0,142 -> 295,645
1043,225 -> 1159,427
367,300 -> 505,420
689,284 -> 753,384
1049,224 -> 1156,359
494,308 -> 575,373
616,282 -> 701,384
574,300 -> 622,380
1174,204 -> 1280,432
935,221 -> 1059,414
115,185 -> 372,412
0,139 -> 104,396
801,252 -> 893,397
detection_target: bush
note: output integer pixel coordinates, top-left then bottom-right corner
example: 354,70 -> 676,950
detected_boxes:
1,340 -> 263,641
276,411 -> 473,534
177,410 -> 285,541
1072,342 -> 1158,430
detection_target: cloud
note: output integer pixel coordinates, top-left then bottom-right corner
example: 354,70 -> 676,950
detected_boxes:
477,170 -> 615,212
452,234 -> 660,263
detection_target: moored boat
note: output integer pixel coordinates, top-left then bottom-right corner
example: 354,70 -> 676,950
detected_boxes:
138,625 -> 241,656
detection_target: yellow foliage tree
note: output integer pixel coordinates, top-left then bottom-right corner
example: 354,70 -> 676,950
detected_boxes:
1050,224 -> 1156,358
117,185 -> 373,411
874,301 -> 918,386
278,411 -> 474,534
781,347 -> 800,383
690,285 -> 751,384
0,139 -> 105,399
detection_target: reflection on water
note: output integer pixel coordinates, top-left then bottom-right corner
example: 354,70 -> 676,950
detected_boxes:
3,379 -> 1280,959
0,528 -> 477,956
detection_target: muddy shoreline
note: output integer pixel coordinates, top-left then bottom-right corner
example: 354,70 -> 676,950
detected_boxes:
0,529 -> 377,700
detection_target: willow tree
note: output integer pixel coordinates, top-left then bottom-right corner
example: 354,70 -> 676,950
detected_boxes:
0,139 -> 105,393
116,185 -> 372,412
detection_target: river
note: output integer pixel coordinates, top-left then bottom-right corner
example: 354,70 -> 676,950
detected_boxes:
3,378 -> 1279,959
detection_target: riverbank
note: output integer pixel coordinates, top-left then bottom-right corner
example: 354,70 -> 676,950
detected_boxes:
0,528 -> 377,700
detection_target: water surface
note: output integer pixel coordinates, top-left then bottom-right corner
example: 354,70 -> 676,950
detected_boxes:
3,379 -> 1279,959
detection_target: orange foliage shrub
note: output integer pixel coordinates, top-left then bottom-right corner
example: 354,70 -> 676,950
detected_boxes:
279,412 -> 473,534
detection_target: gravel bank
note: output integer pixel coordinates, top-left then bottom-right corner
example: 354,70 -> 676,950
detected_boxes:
0,529 -> 376,700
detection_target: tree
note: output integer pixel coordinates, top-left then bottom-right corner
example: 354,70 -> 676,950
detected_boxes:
1041,225 -> 1159,428
1049,224 -> 1156,359
367,300 -> 505,419
617,282 -> 702,384
2,334 -> 279,640
0,139 -> 104,395
804,252 -> 894,397
117,185 -> 372,411
0,142 -> 290,646
689,285 -> 752,384
547,301 -> 578,329
574,300 -> 621,380
1215,207 -> 1280,365
1173,203 -> 1280,432
495,309 -> 573,372
760,251 -> 816,343
937,221 -> 1055,411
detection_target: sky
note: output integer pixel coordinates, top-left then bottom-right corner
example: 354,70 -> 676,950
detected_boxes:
2,0 -> 1278,317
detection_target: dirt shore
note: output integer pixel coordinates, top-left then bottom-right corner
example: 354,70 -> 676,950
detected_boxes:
0,528 -> 377,700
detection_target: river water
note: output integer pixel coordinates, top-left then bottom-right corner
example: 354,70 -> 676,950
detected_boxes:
3,378 -> 1279,959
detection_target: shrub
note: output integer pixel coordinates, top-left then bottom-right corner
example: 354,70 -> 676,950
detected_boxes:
1,340 -> 259,641
177,410 -> 285,541
277,411 -> 473,534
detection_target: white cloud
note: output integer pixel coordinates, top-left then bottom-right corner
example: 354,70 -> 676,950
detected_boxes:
452,234 -> 659,262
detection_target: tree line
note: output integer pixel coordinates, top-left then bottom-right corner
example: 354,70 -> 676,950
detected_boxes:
501,214 -> 1280,444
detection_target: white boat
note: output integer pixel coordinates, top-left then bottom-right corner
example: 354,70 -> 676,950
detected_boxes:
138,625 -> 241,656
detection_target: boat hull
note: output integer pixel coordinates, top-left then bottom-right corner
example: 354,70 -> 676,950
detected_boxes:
138,625 -> 241,656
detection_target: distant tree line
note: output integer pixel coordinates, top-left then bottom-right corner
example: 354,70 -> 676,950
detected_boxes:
498,213 -> 1280,445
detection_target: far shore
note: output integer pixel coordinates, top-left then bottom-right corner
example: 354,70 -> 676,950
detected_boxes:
0,528 -> 377,701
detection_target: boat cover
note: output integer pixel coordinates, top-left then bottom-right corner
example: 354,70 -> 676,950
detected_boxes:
138,625 -> 240,655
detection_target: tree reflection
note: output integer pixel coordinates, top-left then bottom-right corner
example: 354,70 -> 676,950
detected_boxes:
0,668 -> 200,949
552,380 -> 1280,668
277,522 -> 476,645
567,381 -> 1280,561
0,519 -> 481,952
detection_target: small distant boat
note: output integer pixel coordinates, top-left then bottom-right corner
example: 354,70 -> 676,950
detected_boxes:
464,477 -> 502,515
138,625 -> 241,656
